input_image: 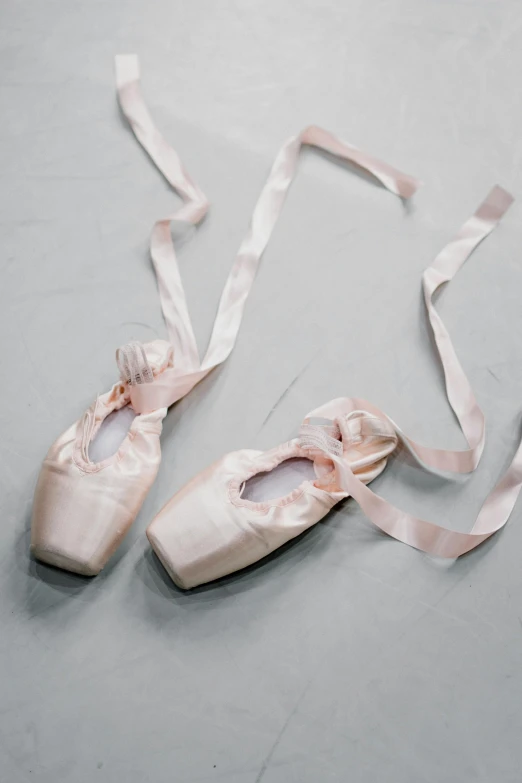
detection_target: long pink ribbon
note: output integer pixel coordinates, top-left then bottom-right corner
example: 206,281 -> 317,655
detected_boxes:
115,54 -> 419,414
303,187 -> 519,558
116,56 -> 519,558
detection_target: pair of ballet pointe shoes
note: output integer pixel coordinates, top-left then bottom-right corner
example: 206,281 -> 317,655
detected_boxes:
31,185 -> 522,587
31,340 -> 396,589
30,57 -> 521,585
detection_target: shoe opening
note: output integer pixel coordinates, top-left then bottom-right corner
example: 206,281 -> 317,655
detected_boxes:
240,457 -> 316,503
89,405 -> 137,463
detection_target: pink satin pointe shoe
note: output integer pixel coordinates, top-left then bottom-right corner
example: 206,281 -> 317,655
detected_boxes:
148,186 -> 522,590
146,411 -> 398,589
31,341 -> 172,575
31,53 -> 419,575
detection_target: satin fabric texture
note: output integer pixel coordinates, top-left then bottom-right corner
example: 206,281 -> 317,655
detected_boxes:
31,342 -> 170,575
147,413 -> 398,589
31,55 -> 418,575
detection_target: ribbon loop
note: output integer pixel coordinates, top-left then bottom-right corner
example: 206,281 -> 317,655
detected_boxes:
115,55 -> 419,413
302,188 -> 518,558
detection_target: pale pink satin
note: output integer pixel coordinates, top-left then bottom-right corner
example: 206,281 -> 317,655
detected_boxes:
147,413 -> 398,589
115,54 -> 419,413
301,187 -> 519,558
31,342 -> 170,575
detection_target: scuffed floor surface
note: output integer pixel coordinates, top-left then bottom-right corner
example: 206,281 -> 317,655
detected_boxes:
2,1 -> 522,781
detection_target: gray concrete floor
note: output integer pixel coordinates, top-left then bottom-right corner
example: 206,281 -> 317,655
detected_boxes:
2,1 -> 522,781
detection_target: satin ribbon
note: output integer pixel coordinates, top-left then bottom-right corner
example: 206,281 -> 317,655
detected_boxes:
115,54 -> 420,413
301,187 -> 518,558
116,55 -> 518,559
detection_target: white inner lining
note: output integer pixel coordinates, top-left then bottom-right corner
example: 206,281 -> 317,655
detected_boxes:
241,457 -> 316,503
89,406 -> 137,463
